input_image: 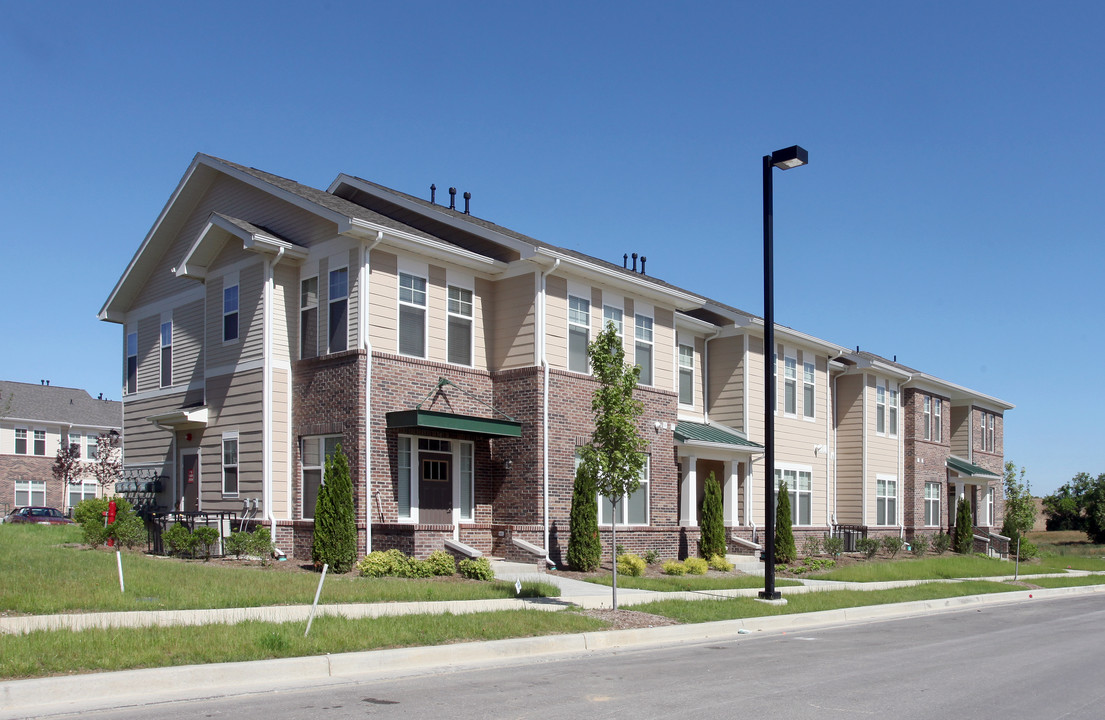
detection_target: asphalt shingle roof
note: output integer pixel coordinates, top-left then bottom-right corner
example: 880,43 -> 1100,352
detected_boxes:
0,381 -> 121,428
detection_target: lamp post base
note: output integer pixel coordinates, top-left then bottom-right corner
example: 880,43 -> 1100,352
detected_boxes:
757,590 -> 782,601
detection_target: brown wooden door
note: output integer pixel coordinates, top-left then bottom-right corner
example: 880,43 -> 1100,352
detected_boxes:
419,452 -> 452,524
181,452 -> 200,512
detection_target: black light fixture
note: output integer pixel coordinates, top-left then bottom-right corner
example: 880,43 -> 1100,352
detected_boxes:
760,145 -> 808,601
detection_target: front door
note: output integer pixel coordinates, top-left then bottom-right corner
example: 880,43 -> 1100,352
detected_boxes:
419,452 -> 452,525
181,452 -> 200,512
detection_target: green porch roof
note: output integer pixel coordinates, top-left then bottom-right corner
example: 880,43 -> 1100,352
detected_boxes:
385,409 -> 522,438
946,456 -> 1000,479
673,421 -> 764,450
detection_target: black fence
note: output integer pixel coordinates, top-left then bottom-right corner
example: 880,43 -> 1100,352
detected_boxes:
146,511 -> 240,556
833,524 -> 868,552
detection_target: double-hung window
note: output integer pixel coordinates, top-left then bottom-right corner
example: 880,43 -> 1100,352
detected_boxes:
774,468 -> 812,525
933,398 -> 943,442
33,430 -> 45,456
634,314 -> 653,386
398,272 -> 427,357
603,305 -> 623,336
783,355 -> 797,415
69,432 -> 81,458
678,343 -> 694,406
15,480 -> 46,507
301,435 -> 341,519
984,487 -> 995,526
14,428 -> 27,454
447,286 -> 473,366
923,396 -> 932,440
597,455 -> 650,526
397,437 -> 413,520
86,434 -> 98,460
876,476 -> 898,526
69,481 -> 97,509
126,332 -> 138,394
160,321 -> 172,388
222,434 -> 239,496
889,385 -> 899,436
568,296 -> 590,373
458,441 -> 474,521
982,412 -> 996,452
223,284 -> 239,342
328,267 -> 348,353
300,277 -> 318,359
802,360 -> 815,419
924,482 -> 941,526
876,383 -> 886,434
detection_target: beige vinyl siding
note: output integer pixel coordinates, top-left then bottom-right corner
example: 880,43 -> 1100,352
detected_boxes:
206,259 -> 264,371
132,174 -> 338,310
273,262 -> 298,365
653,307 -> 674,391
120,393 -> 190,476
746,335 -> 765,443
545,275 -> 568,368
173,298 -> 205,390
950,405 -> 970,457
202,370 -> 263,510
345,247 -> 360,353
368,250 -> 397,352
490,273 -> 536,370
773,351 -> 830,526
427,264 -> 447,361
473,277 -> 491,370
707,335 -> 743,428
835,373 -> 864,525
136,315 -> 161,393
270,367 -> 290,518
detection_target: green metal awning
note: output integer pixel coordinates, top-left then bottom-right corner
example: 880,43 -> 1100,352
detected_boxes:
946,456 -> 1000,480
386,409 -> 522,438
674,421 -> 764,450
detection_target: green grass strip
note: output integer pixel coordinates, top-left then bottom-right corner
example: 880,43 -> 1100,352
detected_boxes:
581,574 -> 799,591
1033,555 -> 1105,572
808,555 -> 1017,582
1016,575 -> 1105,588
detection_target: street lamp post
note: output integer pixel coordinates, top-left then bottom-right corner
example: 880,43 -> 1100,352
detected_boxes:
759,145 -> 808,601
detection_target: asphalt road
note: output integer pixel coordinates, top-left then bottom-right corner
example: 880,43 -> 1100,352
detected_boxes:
52,595 -> 1105,720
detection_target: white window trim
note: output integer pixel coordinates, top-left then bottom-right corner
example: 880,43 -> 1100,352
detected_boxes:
221,431 -> 239,498
125,330 -> 138,395
455,440 -> 475,523
923,396 -> 932,441
802,358 -> 816,421
876,474 -> 898,527
300,274 -> 319,360
397,435 -> 416,523
397,271 -> 428,359
934,398 -> 943,442
773,462 -> 813,526
888,383 -> 899,438
14,427 -> 28,455
300,434 -> 342,520
603,303 -> 624,338
14,479 -> 47,507
634,313 -> 654,387
327,265 -> 350,354
876,381 -> 887,436
32,428 -> 46,457
567,294 -> 591,375
924,481 -> 941,527
160,318 -> 173,389
68,480 -> 98,510
447,284 -> 474,367
783,352 -> 798,418
678,341 -> 695,408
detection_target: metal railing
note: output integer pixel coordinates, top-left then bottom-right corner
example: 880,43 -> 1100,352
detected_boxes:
146,510 -> 239,556
833,524 -> 868,552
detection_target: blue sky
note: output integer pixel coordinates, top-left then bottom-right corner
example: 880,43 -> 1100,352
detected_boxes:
1,2 -> 1101,496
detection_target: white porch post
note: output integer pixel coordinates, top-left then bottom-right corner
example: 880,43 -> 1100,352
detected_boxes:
722,460 -> 739,526
680,455 -> 698,526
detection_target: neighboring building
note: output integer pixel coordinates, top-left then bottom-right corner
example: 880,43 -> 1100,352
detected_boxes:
98,154 -> 1012,562
0,380 -> 122,515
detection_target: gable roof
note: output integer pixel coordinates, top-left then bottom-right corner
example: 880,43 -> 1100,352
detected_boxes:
0,381 -> 121,429
847,351 -> 1013,410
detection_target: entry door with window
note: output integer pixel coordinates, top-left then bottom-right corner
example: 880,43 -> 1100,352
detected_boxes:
419,453 -> 453,525
181,452 -> 200,512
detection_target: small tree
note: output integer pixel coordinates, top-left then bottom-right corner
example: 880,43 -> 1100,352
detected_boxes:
567,462 -> 601,571
53,442 -> 85,490
774,481 -> 797,564
89,430 -> 123,490
312,443 -> 357,573
954,493 -> 974,554
700,471 -> 726,559
1001,462 -> 1037,550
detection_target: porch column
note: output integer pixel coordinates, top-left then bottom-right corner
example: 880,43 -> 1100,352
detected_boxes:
680,455 -> 698,526
722,460 -> 740,525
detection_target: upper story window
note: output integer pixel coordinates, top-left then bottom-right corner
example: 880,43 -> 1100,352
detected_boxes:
223,284 -> 239,342
447,286 -> 473,366
14,428 -> 27,454
923,396 -> 932,440
328,267 -> 348,353
300,277 -> 318,359
933,398 -> 943,442
568,295 -> 590,374
783,355 -> 797,416
86,434 -> 98,460
398,272 -> 427,358
33,429 -> 45,456
126,332 -> 138,394
634,314 -> 653,386
876,382 -> 886,434
678,343 -> 694,406
802,360 -> 815,419
603,305 -> 623,336
981,411 -> 996,452
69,431 -> 81,458
889,386 -> 899,436
222,433 -> 239,497
160,321 -> 172,388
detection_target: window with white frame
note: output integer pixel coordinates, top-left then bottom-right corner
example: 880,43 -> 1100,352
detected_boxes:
589,452 -> 649,526
300,276 -> 318,359
923,396 -> 932,440
126,332 -> 138,394
678,343 -> 694,406
783,355 -> 797,415
984,487 -> 995,525
635,314 -> 653,386
223,284 -> 239,342
447,286 -> 473,366
934,398 -> 943,442
222,434 -> 239,496
876,382 -> 886,434
774,468 -> 812,525
924,482 -> 941,526
15,480 -> 46,507
68,481 -> 97,509
603,305 -> 623,336
33,430 -> 45,456
86,434 -> 98,460
14,428 -> 27,454
397,436 -> 413,520
328,267 -> 348,353
160,321 -> 172,388
889,385 -> 899,437
398,272 -> 427,358
982,411 -> 996,452
802,360 -> 815,419
568,296 -> 590,374
68,431 -> 81,458
301,435 -> 341,519
459,441 -> 474,521
876,476 -> 898,526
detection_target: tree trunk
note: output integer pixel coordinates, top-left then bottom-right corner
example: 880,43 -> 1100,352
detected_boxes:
611,497 -> 618,610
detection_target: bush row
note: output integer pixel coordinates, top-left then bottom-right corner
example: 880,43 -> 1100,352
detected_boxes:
354,549 -> 495,581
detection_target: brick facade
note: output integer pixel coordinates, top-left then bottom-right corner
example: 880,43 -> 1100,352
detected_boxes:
0,455 -> 61,515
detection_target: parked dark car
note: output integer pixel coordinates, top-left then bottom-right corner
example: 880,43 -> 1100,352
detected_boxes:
3,507 -> 74,525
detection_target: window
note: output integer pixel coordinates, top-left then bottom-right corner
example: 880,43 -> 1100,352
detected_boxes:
126,332 -> 138,394
635,315 -> 653,386
222,434 -> 239,496
397,436 -> 412,520
984,487 -> 995,526
876,383 -> 886,434
14,480 -> 46,507
223,284 -> 239,342
398,272 -> 426,357
459,441 -> 474,521
86,434 -> 98,460
33,430 -> 45,456
774,468 -> 812,525
447,286 -> 473,366
301,435 -> 341,519
933,398 -> 943,442
300,277 -> 318,359
14,428 -> 27,454
69,432 -> 81,459
876,476 -> 898,526
595,454 -> 650,526
783,355 -> 797,415
923,396 -> 932,440
160,321 -> 172,388
328,267 -> 348,353
69,481 -> 97,509
802,361 -> 815,419
678,344 -> 694,406
924,482 -> 941,527
603,305 -> 623,336
889,386 -> 899,437
982,412 -> 996,452
568,296 -> 590,373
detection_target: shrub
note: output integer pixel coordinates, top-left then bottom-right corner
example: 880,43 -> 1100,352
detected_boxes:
699,472 -> 726,559
822,535 -> 844,557
643,549 -> 659,565
617,553 -> 647,577
806,557 -> 836,571
683,557 -> 708,575
73,496 -> 136,548
774,481 -> 797,564
402,556 -> 434,578
856,537 -> 881,559
312,444 -> 357,573
458,557 -> 494,581
910,534 -> 930,557
224,531 -> 251,558
249,527 -> 275,565
192,526 -> 220,560
162,523 -> 197,557
708,554 -> 733,572
881,536 -> 905,558
1011,539 -> 1038,560
566,463 -> 601,571
112,515 -> 147,549
357,549 -> 408,578
932,531 -> 951,554
425,550 -> 456,576
802,535 -> 822,557
954,497 -> 974,554
662,560 -> 687,575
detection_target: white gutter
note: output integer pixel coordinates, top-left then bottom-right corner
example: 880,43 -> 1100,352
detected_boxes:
538,257 -> 560,563
263,247 -> 286,542
827,350 -> 844,531
363,231 -> 383,552
897,372 -> 912,540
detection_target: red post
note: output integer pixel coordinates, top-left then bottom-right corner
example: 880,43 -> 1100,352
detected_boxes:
107,500 -> 117,547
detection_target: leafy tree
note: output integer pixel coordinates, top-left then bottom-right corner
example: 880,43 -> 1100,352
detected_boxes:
312,443 -> 357,573
774,481 -> 797,564
1079,473 -> 1105,544
567,461 -> 601,571
954,493 -> 974,554
73,496 -> 139,548
699,471 -> 726,559
1000,462 -> 1037,549
52,442 -> 85,489
1041,472 -> 1099,533
89,430 -> 123,490
577,322 -> 646,609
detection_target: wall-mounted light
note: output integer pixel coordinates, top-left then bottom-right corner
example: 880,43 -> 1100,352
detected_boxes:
504,459 -> 513,471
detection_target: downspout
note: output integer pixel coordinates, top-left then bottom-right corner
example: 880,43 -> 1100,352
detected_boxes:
897,372 -> 913,541
861,372 -> 868,527
827,350 -> 843,534
363,231 -> 383,553
263,247 -> 286,544
539,258 -> 560,565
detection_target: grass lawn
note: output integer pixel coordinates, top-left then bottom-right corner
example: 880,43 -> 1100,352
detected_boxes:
807,554 -> 1015,582
1026,530 -> 1105,572
582,574 -> 800,592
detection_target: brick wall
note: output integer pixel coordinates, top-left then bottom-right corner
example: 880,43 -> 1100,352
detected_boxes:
0,455 -> 66,514
902,387 -> 952,533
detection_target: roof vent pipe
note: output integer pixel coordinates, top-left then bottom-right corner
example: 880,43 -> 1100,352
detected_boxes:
430,184 -> 436,205
449,187 -> 457,210
894,355 -> 897,362
640,256 -> 646,274
463,191 -> 471,215
632,252 -> 638,272
623,253 -> 628,269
